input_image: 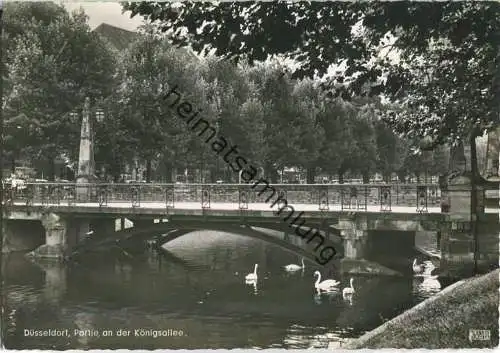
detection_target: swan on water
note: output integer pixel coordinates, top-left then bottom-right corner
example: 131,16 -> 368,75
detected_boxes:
313,270 -> 340,292
423,260 -> 436,275
342,278 -> 355,297
413,258 -> 424,274
245,264 -> 258,281
421,274 -> 441,290
284,258 -> 305,272
245,279 -> 258,294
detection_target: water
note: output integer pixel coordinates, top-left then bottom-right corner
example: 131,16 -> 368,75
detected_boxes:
2,231 -> 441,349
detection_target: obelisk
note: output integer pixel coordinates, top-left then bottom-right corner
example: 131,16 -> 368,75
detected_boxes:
485,126 -> 500,181
76,97 -> 95,200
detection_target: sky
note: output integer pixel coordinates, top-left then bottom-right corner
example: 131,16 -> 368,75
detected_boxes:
59,1 -> 144,31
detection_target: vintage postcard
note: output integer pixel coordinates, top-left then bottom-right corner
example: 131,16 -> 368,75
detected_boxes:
1,0 -> 499,350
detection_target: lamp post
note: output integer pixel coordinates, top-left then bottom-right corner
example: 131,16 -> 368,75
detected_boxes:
215,119 -> 221,181
95,108 -> 105,179
211,88 -> 222,183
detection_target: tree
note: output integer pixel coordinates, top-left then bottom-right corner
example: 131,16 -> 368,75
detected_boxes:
3,3 -> 116,179
116,25 -> 199,182
374,119 -> 404,181
122,1 -> 499,150
316,98 -> 357,183
245,63 -> 299,182
350,104 -> 377,183
292,78 -> 326,183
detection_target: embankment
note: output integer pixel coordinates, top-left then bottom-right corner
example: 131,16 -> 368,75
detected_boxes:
345,269 -> 499,349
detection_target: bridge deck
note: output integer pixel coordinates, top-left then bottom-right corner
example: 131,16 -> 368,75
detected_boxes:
10,201 -> 449,213
9,200 -> 499,215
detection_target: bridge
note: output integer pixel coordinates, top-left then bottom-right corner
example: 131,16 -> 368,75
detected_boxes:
2,178 -> 499,279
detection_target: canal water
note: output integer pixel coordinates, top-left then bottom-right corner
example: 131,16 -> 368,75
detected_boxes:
2,230 -> 441,349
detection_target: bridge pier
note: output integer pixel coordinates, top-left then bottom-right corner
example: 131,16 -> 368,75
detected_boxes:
439,176 -> 476,278
338,215 -> 403,276
439,220 -> 476,278
442,229 -> 500,277
439,174 -> 499,279
26,213 -> 68,259
27,213 -> 94,260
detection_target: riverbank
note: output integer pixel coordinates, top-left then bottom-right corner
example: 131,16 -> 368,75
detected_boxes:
345,269 -> 499,349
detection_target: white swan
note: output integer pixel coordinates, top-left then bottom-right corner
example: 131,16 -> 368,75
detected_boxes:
423,260 -> 436,275
284,258 -> 305,272
245,264 -> 258,281
413,259 -> 424,274
245,279 -> 258,294
421,275 -> 441,289
342,278 -> 355,297
314,270 -> 340,292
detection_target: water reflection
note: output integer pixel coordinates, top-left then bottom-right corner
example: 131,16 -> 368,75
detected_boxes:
412,260 -> 442,299
245,279 -> 259,295
341,278 -> 355,305
313,290 -> 340,305
342,293 -> 354,306
3,230 -> 442,349
413,275 -> 442,298
284,324 -> 344,348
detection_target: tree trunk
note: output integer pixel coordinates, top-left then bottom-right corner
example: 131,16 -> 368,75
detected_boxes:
146,159 -> 152,183
306,167 -> 316,184
338,169 -> 345,184
199,159 -> 204,183
209,168 -> 217,183
10,157 -> 16,174
47,156 -> 56,181
470,135 -> 480,180
171,167 -> 177,183
225,165 -> 232,183
67,166 -> 76,181
162,160 -> 172,183
362,171 -> 370,184
469,133 -> 480,273
270,171 -> 279,184
266,165 -> 279,184
397,171 -> 406,183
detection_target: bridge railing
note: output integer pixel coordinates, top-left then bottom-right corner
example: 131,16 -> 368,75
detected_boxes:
4,182 -> 443,212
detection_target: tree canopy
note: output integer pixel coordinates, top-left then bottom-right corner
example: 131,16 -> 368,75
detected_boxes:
122,1 -> 500,146
3,2 -> 116,178
2,2 -> 459,183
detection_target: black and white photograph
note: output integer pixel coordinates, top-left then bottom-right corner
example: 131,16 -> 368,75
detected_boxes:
1,0 -> 499,350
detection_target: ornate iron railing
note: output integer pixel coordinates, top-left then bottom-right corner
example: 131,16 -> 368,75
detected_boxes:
2,182 -> 447,212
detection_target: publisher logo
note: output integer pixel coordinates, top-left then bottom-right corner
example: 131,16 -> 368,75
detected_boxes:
469,329 -> 490,342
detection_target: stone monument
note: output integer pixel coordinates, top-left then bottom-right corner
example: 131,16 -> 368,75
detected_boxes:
485,126 -> 500,181
76,97 -> 96,201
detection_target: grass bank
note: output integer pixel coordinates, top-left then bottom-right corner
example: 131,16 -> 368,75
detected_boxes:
346,269 -> 499,349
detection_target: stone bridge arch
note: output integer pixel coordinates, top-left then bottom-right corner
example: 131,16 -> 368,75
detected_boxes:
109,219 -> 344,266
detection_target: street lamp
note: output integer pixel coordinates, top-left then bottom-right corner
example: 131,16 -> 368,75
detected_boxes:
93,107 -> 106,179
69,111 -> 78,122
95,108 -> 105,123
215,119 -> 221,181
